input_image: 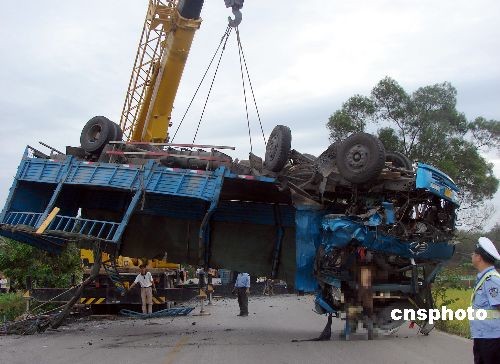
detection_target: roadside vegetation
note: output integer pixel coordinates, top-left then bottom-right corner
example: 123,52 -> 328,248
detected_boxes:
0,238 -> 82,321
0,293 -> 25,322
0,239 -> 82,290
434,288 -> 472,338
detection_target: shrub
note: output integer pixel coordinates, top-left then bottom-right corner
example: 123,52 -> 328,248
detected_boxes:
0,293 -> 25,322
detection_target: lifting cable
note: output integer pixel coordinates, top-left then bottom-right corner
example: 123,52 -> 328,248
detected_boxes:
235,27 -> 267,148
171,25 -> 232,143
235,27 -> 252,152
172,25 -> 266,152
192,26 -> 233,144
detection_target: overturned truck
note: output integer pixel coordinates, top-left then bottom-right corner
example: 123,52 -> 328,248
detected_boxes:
0,122 -> 459,337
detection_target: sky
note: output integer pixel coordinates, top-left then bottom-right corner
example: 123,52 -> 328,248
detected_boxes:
0,0 -> 499,229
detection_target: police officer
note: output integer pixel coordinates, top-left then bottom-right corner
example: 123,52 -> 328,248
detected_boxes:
470,237 -> 500,364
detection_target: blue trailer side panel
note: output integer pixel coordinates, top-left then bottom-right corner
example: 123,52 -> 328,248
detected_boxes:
295,206 -> 324,292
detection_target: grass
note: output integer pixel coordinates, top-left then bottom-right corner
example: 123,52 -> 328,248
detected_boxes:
0,292 -> 26,322
434,288 -> 472,338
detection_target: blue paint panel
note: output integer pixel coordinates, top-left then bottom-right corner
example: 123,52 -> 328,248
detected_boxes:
295,206 -> 325,292
8,181 -> 56,215
416,163 -> 459,205
66,163 -> 141,190
18,159 -> 65,183
146,170 -> 220,201
322,216 -> 455,261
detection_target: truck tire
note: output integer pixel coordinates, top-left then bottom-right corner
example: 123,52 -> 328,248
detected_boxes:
264,125 -> 292,172
112,122 -> 123,142
386,151 -> 412,170
80,116 -> 115,153
336,133 -> 386,184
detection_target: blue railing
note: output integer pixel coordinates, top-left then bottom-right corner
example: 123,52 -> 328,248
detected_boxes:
4,211 -> 42,227
50,215 -> 120,241
3,212 -> 119,242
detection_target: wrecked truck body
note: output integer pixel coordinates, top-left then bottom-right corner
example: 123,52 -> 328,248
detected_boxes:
0,124 -> 459,336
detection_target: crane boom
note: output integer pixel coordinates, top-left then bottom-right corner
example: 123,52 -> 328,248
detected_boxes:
120,0 -> 205,143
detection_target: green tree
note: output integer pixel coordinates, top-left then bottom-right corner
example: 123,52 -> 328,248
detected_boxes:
327,77 -> 499,208
0,238 -> 81,290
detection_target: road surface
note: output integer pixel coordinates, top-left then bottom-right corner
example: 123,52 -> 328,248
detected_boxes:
0,294 -> 472,364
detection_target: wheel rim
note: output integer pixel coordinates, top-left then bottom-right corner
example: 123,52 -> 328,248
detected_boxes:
345,143 -> 369,169
89,124 -> 102,143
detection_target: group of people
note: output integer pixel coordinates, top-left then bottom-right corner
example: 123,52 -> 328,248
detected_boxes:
126,264 -> 252,317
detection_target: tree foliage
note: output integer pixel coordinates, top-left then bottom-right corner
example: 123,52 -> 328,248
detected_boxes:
327,77 -> 499,204
449,224 -> 500,270
0,238 -> 81,290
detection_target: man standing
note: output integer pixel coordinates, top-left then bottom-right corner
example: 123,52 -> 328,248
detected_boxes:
470,237 -> 500,364
129,264 -> 156,314
0,273 -> 8,293
233,272 -> 250,316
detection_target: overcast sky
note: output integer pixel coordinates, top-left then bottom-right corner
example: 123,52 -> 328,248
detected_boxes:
0,0 -> 499,229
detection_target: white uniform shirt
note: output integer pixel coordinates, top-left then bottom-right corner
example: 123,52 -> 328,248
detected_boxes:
134,272 -> 153,288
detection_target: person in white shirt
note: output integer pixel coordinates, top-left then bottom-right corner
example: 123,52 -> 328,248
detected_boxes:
129,264 -> 156,314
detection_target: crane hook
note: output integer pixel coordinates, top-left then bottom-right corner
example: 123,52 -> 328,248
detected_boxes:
224,0 -> 244,27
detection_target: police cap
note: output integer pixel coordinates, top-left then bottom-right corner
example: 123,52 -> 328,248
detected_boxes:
475,237 -> 500,262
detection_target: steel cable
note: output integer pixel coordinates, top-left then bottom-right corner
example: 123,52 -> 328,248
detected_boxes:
171,25 -> 232,142
235,27 -> 253,152
192,26 -> 233,144
236,27 -> 267,146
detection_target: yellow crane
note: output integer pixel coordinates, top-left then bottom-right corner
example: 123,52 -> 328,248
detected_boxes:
119,0 -> 205,143
77,0 -> 208,308
77,0 -> 246,308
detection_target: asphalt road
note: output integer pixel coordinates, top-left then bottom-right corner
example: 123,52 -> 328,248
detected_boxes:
0,294 -> 473,364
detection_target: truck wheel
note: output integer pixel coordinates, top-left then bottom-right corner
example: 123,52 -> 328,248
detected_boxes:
336,133 -> 386,184
80,116 -> 115,153
112,122 -> 123,142
264,125 -> 291,172
386,151 -> 412,170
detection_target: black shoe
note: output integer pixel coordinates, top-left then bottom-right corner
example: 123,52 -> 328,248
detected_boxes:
237,313 -> 248,317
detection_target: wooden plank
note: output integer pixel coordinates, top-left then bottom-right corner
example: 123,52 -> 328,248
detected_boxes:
35,207 -> 60,234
